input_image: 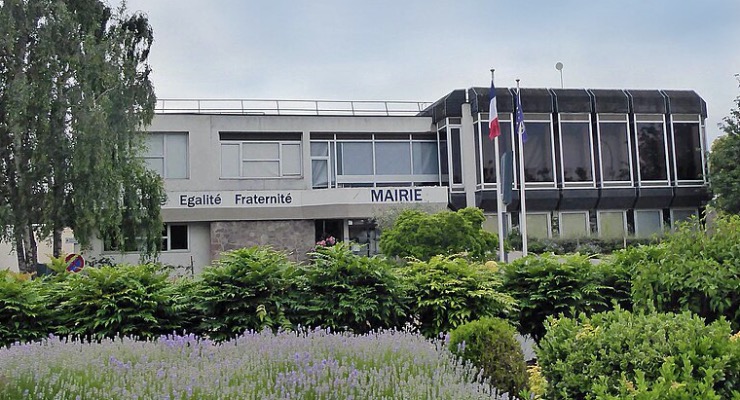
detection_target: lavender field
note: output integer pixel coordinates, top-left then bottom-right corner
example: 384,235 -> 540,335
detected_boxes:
0,329 -> 515,400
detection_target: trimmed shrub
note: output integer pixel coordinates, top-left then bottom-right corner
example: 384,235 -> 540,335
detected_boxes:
194,246 -> 299,341
0,272 -> 48,347
448,317 -> 529,397
49,264 -> 184,341
537,308 -> 740,399
501,253 -> 631,342
615,214 -> 740,331
379,207 -> 498,261
291,243 -> 409,333
402,255 -> 515,338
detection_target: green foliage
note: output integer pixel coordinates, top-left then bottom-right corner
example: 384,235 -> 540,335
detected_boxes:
194,247 -> 299,341
379,207 -> 498,261
501,253 -> 631,342
709,78 -> 740,214
0,271 -> 49,347
537,308 -> 740,399
402,255 -> 515,338
615,215 -> 740,331
48,264 -> 184,341
449,317 -> 529,396
508,233 -> 657,255
291,244 -> 409,333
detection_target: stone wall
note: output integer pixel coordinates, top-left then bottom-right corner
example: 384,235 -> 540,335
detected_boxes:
210,220 -> 315,263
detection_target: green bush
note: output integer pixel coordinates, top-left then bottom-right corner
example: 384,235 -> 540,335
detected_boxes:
379,207 -> 498,261
194,246 -> 299,341
402,255 -> 515,338
448,317 -> 529,397
501,253 -> 631,342
290,244 -> 409,333
0,272 -> 49,347
537,308 -> 740,399
49,264 -> 184,341
508,234 -> 657,255
616,215 -> 740,331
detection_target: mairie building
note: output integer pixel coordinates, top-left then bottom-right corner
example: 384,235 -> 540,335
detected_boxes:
77,86 -> 710,273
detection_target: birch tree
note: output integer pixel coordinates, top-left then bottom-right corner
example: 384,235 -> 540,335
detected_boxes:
0,0 -> 164,273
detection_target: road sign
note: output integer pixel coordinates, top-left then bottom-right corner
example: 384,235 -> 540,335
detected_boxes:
64,253 -> 85,273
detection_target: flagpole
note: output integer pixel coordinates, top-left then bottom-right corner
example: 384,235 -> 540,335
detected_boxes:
492,69 -> 506,262
516,79 -> 528,256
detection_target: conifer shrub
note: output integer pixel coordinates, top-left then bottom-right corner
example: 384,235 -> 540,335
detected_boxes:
537,308 -> 740,399
448,317 -> 529,397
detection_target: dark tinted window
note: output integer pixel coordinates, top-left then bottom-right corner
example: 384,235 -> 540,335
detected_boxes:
561,122 -> 593,182
599,122 -> 631,181
636,122 -> 667,181
523,122 -> 553,182
673,123 -> 703,180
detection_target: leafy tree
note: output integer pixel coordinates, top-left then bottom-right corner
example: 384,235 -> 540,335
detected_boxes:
0,0 -> 163,272
378,207 -> 498,261
709,75 -> 740,214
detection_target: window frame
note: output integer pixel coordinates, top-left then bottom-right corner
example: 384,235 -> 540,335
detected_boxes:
634,114 -> 670,186
558,211 -> 590,238
596,114 -> 634,187
143,132 -> 189,179
597,210 -> 628,238
634,209 -> 665,238
220,139 -> 303,179
162,224 -> 189,252
558,113 -> 596,188
310,133 -> 439,188
670,114 -> 705,186
519,113 -> 557,188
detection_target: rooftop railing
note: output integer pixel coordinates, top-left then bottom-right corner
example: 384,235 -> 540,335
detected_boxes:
155,98 -> 433,117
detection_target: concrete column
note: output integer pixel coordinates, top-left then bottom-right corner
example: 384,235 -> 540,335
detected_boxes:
460,103 -> 478,208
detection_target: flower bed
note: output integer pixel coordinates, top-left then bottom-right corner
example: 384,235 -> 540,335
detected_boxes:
0,329 -> 514,400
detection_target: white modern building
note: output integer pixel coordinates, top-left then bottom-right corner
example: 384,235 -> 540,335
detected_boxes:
76,87 -> 710,274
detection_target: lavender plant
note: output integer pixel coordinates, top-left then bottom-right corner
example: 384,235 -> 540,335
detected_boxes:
0,329 -> 519,400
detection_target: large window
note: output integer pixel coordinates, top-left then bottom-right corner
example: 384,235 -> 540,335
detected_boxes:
310,133 -> 439,188
221,139 -> 301,178
598,210 -> 627,238
672,116 -> 703,182
522,116 -> 555,184
559,115 -> 593,185
476,115 -> 512,185
143,133 -> 188,179
525,213 -> 551,239
559,211 -> 590,238
634,210 -> 663,237
635,115 -> 668,183
597,115 -> 632,184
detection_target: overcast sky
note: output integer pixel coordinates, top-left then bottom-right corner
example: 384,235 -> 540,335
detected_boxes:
112,0 -> 740,143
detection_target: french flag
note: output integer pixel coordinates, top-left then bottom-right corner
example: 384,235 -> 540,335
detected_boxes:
489,81 -> 501,140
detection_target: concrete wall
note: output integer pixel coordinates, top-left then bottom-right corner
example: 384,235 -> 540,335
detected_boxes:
82,222 -> 212,275
0,228 -> 76,272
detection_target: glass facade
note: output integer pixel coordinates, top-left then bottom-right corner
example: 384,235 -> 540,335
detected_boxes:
560,118 -> 593,183
522,121 -> 554,183
598,119 -> 631,183
636,120 -> 668,182
673,121 -> 703,181
635,210 -> 663,237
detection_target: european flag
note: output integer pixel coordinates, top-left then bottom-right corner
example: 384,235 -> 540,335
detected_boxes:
515,92 -> 528,143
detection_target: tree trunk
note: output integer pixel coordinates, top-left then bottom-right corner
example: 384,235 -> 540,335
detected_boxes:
53,228 -> 63,258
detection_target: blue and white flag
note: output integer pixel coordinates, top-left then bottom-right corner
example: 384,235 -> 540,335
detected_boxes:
514,92 -> 528,143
